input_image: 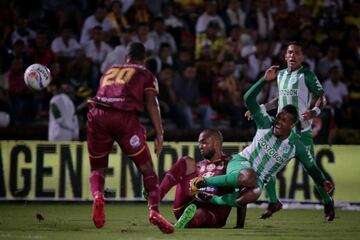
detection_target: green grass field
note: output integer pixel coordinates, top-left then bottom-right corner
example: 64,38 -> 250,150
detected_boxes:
1,203 -> 359,240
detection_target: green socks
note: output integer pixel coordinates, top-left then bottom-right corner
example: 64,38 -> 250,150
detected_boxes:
265,177 -> 279,203
174,204 -> 196,229
205,172 -> 240,188
209,192 -> 241,207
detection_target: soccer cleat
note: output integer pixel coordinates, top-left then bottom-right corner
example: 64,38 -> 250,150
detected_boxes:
189,176 -> 207,195
149,210 -> 175,234
260,200 -> 283,219
92,194 -> 106,228
324,199 -> 335,221
174,204 -> 197,229
194,192 -> 213,203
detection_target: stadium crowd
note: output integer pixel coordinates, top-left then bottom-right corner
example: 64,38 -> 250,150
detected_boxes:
0,0 -> 359,143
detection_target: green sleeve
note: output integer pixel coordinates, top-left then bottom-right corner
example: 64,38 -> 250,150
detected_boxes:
50,103 -> 61,119
304,69 -> 324,97
295,140 -> 326,185
244,78 -> 273,129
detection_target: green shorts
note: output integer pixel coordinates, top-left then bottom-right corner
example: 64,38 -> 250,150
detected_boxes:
226,154 -> 264,189
226,154 -> 253,174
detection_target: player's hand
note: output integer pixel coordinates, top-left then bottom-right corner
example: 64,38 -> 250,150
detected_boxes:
323,180 -> 335,194
264,65 -> 280,81
244,110 -> 252,120
154,134 -> 163,159
301,110 -> 316,120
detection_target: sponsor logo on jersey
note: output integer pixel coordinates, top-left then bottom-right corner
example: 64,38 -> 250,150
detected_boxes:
95,96 -> 125,103
259,138 -> 284,163
206,163 -> 216,172
216,162 -> 224,170
280,89 -> 298,96
129,135 -> 141,149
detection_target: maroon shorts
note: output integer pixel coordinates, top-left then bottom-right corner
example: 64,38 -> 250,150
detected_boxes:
87,107 -> 150,170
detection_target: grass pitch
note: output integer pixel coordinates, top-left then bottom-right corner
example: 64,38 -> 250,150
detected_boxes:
0,203 -> 359,240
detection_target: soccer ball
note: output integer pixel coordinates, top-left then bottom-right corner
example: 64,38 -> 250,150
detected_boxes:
24,63 -> 52,90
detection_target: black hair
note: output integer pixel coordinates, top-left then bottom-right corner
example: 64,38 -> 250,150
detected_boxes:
282,104 -> 298,124
201,129 -> 223,143
127,42 -> 146,61
287,41 -> 304,52
159,42 -> 171,50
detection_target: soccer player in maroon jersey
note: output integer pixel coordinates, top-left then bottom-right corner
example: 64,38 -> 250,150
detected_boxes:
86,42 -> 174,233
158,129 -> 233,228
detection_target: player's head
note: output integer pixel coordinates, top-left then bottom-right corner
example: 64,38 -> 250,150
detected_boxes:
198,129 -> 223,160
273,104 -> 298,139
126,42 -> 146,63
285,41 -> 304,72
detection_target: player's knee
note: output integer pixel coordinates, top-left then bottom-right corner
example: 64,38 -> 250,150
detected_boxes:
238,170 -> 256,188
236,187 -> 261,205
252,187 -> 262,200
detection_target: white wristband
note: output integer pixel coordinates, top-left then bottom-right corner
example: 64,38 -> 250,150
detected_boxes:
312,107 -> 321,116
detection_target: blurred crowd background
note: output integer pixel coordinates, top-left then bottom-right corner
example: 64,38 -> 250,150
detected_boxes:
0,0 -> 359,143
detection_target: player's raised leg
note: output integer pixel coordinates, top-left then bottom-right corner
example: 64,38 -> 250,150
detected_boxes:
131,146 -> 174,233
159,156 -> 196,199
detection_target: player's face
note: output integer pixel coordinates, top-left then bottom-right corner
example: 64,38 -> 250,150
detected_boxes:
273,110 -> 295,139
198,132 -> 216,160
285,45 -> 304,72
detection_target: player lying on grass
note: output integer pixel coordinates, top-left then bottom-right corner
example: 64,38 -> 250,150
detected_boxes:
145,129 -> 236,228
190,66 -> 335,221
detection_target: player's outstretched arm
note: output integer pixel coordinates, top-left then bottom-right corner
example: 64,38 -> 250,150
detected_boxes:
244,65 -> 279,113
244,78 -> 265,114
295,141 -> 334,193
145,91 -> 164,159
244,68 -> 280,129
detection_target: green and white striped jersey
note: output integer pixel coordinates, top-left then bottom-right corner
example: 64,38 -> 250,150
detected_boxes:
242,79 -> 322,185
277,67 -> 323,132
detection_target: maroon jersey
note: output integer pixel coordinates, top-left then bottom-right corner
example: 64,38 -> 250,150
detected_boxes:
196,155 -> 232,196
90,63 -> 159,113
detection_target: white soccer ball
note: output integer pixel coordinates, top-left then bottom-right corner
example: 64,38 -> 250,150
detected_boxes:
24,63 -> 52,90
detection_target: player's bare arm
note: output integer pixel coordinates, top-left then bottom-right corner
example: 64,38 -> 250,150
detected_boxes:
302,93 -> 326,120
244,66 -> 279,120
264,65 -> 280,81
145,91 -> 164,158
